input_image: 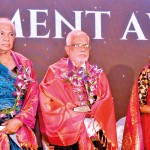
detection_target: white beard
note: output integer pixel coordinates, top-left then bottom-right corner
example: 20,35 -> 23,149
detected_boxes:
75,57 -> 88,66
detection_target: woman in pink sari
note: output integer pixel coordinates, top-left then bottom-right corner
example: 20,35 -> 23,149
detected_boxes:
0,18 -> 38,149
122,64 -> 150,150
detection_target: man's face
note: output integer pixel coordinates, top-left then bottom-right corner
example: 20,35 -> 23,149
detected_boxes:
0,22 -> 15,53
65,34 -> 90,67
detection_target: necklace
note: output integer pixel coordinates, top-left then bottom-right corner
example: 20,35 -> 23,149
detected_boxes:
62,60 -> 102,107
0,65 -> 34,118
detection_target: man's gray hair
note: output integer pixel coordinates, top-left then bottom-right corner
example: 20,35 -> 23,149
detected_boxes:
66,30 -> 89,46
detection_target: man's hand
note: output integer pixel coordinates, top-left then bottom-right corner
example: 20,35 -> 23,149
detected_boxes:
1,118 -> 23,134
74,105 -> 91,112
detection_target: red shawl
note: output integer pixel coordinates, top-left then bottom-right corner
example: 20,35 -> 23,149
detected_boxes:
0,51 -> 38,149
122,65 -> 150,150
122,82 -> 144,150
39,58 -> 118,150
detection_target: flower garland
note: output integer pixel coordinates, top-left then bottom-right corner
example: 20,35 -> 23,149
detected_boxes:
0,66 -> 33,118
62,63 -> 102,107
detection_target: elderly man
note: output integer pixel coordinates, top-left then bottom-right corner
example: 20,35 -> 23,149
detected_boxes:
39,30 -> 118,150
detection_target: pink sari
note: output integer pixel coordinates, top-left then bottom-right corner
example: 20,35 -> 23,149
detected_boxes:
39,58 -> 118,150
0,51 -> 38,149
122,82 -> 144,150
140,87 -> 150,149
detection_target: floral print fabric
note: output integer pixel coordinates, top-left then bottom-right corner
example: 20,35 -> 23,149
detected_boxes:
138,66 -> 150,106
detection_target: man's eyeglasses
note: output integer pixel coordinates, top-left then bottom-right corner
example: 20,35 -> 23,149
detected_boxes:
67,43 -> 91,49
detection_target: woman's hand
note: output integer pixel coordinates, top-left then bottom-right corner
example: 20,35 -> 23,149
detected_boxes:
1,118 -> 23,134
140,105 -> 150,114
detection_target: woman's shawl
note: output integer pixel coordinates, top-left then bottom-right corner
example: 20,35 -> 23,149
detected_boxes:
0,51 -> 38,149
39,58 -> 118,150
122,82 -> 144,150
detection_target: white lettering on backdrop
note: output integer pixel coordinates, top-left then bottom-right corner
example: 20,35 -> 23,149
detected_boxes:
11,9 -> 148,40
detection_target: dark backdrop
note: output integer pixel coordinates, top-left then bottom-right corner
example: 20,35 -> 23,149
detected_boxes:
1,0 -> 150,121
